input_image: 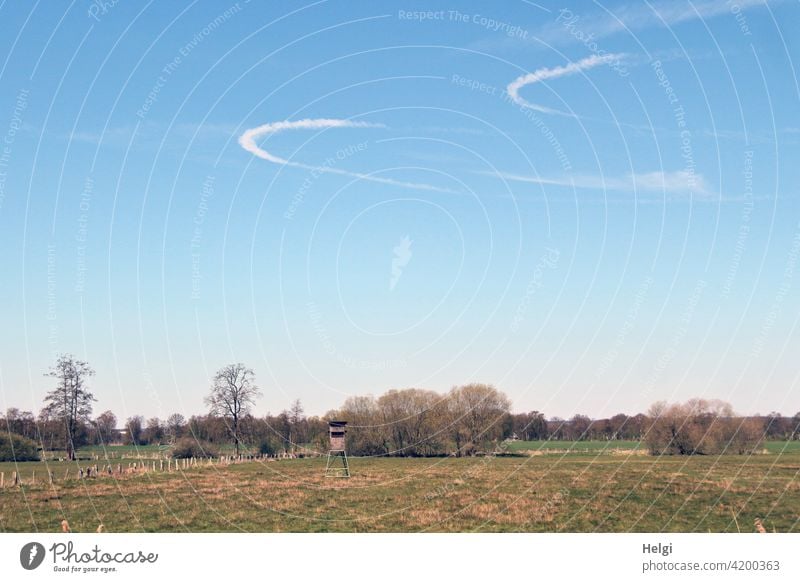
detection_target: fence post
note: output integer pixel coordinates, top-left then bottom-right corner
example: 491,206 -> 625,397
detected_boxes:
0,472 -> 4,488
13,471 -> 19,486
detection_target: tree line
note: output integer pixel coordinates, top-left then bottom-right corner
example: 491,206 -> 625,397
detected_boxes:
2,353 -> 799,461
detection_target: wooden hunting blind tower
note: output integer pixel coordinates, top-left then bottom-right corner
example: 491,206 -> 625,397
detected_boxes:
325,420 -> 350,478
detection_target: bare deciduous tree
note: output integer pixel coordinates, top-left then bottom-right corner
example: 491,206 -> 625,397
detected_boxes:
447,383 -> 511,456
205,363 -> 261,455
335,395 -> 386,456
645,399 -> 763,455
166,413 -> 186,443
94,410 -> 117,445
289,399 -> 305,450
43,354 -> 96,460
378,388 -> 446,456
126,415 -> 144,445
144,417 -> 164,444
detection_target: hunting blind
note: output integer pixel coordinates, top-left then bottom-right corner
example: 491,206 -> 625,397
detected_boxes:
325,420 -> 350,478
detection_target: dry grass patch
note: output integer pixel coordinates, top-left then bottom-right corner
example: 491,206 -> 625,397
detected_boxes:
1,455 -> 798,532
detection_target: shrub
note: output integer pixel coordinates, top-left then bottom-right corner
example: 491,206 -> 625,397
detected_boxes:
0,432 -> 40,461
171,437 -> 218,459
258,439 -> 276,456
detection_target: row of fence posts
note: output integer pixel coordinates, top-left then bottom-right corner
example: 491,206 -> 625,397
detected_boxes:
45,450 -> 314,462
0,452 -> 318,488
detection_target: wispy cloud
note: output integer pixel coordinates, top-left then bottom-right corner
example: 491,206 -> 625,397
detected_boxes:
410,125 -> 489,137
539,0 -> 771,44
390,235 -> 413,291
484,169 -> 711,197
506,54 -> 624,116
238,118 -> 455,193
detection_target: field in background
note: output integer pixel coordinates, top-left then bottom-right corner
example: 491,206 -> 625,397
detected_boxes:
505,440 -> 643,453
507,440 -> 800,454
763,441 -> 800,454
1,443 -> 798,533
64,443 -> 249,458
75,444 -> 168,456
35,439 -> 800,460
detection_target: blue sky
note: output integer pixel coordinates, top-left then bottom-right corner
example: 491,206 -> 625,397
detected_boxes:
0,0 -> 798,420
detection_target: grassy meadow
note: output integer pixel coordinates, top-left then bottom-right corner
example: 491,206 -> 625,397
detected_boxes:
1,441 -> 798,533
504,439 -> 644,453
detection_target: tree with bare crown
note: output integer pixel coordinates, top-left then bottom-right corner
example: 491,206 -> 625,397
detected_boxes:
43,354 -> 96,460
205,363 -> 261,456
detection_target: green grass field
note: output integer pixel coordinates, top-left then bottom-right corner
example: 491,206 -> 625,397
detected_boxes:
507,439 -> 800,455
505,439 -> 643,453
1,442 -> 798,533
763,440 -> 800,454
75,444 -> 168,455
71,443 -> 250,457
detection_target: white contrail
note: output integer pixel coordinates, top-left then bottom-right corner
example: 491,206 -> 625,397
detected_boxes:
506,54 -> 624,116
482,169 -> 711,197
238,118 -> 455,193
538,0 -> 773,43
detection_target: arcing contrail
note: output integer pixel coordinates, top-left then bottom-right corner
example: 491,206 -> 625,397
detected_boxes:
506,54 -> 624,116
238,118 -> 455,193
